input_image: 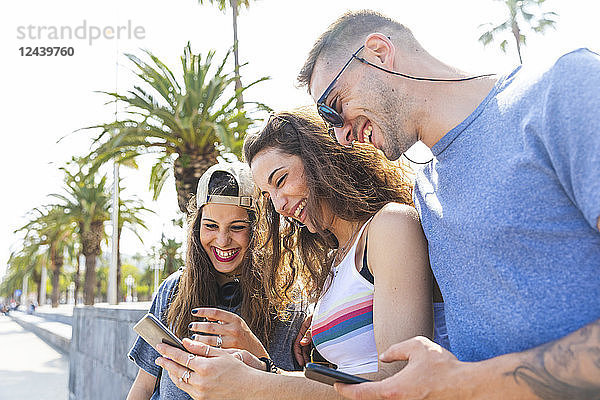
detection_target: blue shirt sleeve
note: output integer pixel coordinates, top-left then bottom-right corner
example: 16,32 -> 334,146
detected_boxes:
127,271 -> 181,377
541,48 -> 600,230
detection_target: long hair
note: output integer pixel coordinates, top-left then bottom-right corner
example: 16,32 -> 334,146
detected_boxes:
243,107 -> 413,310
166,173 -> 274,347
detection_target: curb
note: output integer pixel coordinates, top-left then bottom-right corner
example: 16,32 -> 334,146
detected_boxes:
9,311 -> 71,355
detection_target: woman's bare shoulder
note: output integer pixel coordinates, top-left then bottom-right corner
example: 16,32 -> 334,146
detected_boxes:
369,202 -> 422,236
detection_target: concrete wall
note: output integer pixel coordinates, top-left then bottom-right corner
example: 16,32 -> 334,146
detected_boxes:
34,308 -> 73,325
69,306 -> 148,400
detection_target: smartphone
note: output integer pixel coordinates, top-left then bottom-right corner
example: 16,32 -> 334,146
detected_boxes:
304,363 -> 371,386
133,313 -> 186,352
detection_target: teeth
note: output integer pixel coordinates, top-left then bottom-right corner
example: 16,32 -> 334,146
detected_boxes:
364,125 -> 372,143
294,199 -> 307,218
215,248 -> 238,259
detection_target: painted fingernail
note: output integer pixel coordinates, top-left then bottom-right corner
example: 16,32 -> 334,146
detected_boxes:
191,334 -> 197,340
188,323 -> 194,329
191,309 -> 198,315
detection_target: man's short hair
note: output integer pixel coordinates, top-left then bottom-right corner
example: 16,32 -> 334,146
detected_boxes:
297,10 -> 417,92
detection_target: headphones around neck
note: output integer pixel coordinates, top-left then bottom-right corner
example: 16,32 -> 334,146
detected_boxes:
218,279 -> 242,308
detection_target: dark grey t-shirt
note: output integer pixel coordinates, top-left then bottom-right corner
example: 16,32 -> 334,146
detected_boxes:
128,269 -> 305,399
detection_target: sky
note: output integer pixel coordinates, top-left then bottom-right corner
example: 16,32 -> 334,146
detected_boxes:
1,0 -> 599,280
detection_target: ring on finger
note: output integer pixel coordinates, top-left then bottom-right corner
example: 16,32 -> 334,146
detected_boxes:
185,353 -> 195,368
216,335 -> 222,348
234,351 -> 243,363
181,369 -> 191,384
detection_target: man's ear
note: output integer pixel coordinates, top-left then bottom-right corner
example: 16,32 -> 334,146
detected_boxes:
364,33 -> 395,69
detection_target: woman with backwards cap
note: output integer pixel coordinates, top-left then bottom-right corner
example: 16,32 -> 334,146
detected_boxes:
127,162 -> 305,400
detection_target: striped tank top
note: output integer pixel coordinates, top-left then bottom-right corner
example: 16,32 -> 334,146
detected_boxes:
311,220 -> 378,374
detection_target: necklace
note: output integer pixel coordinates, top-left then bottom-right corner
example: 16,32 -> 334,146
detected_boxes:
215,270 -> 242,284
333,223 -> 362,268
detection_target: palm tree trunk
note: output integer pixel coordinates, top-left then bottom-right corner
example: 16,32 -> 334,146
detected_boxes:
32,268 -> 41,305
51,268 -> 60,307
51,259 -> 63,308
174,150 -> 218,213
83,254 -> 96,305
230,0 -> 244,108
50,246 -> 63,308
74,251 -> 80,305
82,221 -> 104,305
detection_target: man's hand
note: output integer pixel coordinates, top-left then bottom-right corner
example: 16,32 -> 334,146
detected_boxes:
334,336 -> 473,400
293,314 -> 312,366
335,320 -> 600,400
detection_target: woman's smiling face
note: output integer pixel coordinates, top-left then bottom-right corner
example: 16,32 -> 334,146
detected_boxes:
199,203 -> 252,275
250,147 -> 319,233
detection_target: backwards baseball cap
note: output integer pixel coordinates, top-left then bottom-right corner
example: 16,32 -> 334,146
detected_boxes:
196,161 -> 255,210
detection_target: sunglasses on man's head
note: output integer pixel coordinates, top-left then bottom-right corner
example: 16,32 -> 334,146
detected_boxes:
316,45 -> 365,128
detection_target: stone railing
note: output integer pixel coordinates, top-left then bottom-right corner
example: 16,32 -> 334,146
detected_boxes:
69,303 -> 150,400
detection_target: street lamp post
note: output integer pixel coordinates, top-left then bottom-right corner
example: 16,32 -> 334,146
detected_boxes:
40,259 -> 47,306
125,274 -> 135,302
68,282 -> 76,304
22,275 -> 28,305
151,255 -> 164,299
108,43 -> 120,305
108,148 -> 120,305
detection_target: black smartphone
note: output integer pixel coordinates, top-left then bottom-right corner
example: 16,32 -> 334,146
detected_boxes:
133,313 -> 186,352
304,362 -> 371,386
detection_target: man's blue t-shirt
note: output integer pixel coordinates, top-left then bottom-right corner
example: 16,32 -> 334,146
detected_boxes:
413,48 -> 600,362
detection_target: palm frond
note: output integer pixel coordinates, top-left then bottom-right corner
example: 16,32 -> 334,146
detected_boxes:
149,155 -> 173,200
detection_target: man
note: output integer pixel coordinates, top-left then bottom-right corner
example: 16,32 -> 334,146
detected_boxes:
298,10 -> 600,400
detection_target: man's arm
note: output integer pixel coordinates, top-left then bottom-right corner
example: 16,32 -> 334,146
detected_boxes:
335,319 -> 600,399
507,319 -> 600,399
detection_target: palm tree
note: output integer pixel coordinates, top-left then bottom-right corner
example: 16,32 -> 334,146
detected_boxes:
2,245 -> 46,304
85,43 -> 267,214
478,0 -> 557,63
16,206 -> 76,307
158,234 -> 184,277
65,241 -> 82,305
52,160 -> 111,305
198,0 -> 253,108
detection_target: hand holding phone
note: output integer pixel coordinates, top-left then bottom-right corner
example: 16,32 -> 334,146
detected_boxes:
304,362 -> 371,386
133,313 -> 186,352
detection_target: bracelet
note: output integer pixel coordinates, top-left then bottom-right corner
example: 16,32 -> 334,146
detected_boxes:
258,357 -> 279,373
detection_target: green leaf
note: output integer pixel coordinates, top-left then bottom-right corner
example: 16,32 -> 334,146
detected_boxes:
149,156 -> 172,200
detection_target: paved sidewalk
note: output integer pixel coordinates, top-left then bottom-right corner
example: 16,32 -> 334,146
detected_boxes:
12,311 -> 72,339
0,315 -> 68,400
